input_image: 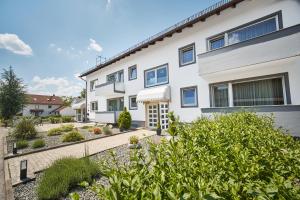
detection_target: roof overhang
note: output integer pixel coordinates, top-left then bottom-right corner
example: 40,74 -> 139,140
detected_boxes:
72,101 -> 86,109
137,85 -> 171,103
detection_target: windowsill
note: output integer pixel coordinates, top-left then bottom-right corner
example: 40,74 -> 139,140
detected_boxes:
179,60 -> 196,67
145,82 -> 169,89
201,105 -> 300,113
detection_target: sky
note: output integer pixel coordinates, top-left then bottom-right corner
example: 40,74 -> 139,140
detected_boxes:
0,0 -> 220,97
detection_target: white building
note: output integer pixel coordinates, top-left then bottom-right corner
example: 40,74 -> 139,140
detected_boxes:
80,0 -> 300,136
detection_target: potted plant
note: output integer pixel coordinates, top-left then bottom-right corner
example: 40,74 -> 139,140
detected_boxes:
128,135 -> 141,149
156,121 -> 161,136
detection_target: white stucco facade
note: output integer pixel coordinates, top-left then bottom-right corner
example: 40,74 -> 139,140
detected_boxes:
22,104 -> 61,117
82,0 -> 300,135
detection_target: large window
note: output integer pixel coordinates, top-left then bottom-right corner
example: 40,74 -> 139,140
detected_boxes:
128,65 -> 137,80
181,86 -> 198,107
210,75 -> 287,107
145,64 -> 168,88
107,70 -> 124,83
208,13 -> 280,50
90,101 -> 98,111
107,98 -> 124,111
129,95 -> 137,110
179,43 -> 196,67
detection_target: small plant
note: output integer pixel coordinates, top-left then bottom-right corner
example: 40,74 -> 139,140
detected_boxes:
60,124 -> 74,132
82,125 -> 93,129
156,121 -> 162,135
129,135 -> 139,144
62,131 -> 84,142
32,139 -> 45,148
118,107 -> 132,130
61,116 -> 73,123
47,127 -> 63,136
16,140 -> 29,149
49,116 -> 61,124
13,117 -> 37,139
103,126 -> 112,135
93,127 -> 102,135
37,157 -> 99,200
167,111 -> 178,136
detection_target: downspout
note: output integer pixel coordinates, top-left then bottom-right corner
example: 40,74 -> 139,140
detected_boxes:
80,76 -> 88,123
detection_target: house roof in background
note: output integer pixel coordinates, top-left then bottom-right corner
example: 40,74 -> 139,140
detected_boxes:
26,94 -> 64,105
80,0 -> 244,77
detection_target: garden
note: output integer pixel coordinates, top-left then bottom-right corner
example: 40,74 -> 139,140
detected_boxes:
13,112 -> 300,200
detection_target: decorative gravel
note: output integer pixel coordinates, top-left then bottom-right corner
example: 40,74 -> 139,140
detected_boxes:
7,127 -> 126,154
13,136 -> 156,200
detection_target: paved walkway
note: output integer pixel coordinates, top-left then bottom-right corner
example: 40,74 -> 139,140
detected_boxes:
0,127 -> 8,200
5,129 -> 155,185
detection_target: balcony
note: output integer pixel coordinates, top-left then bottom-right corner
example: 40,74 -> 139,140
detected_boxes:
95,81 -> 125,97
197,24 -> 300,77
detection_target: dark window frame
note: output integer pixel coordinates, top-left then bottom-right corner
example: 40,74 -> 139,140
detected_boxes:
106,70 -> 124,83
144,63 -> 169,88
180,86 -> 198,108
129,95 -> 138,110
106,97 -> 124,111
178,43 -> 196,67
90,101 -> 98,111
206,10 -> 283,51
128,65 -> 137,81
48,105 -> 52,109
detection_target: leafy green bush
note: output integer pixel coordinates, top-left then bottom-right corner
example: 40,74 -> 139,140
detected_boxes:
49,116 -> 61,124
61,116 -> 74,123
47,127 -> 63,136
13,117 -> 37,139
37,157 -> 99,200
94,112 -> 300,199
62,131 -> 84,142
32,139 -> 45,148
60,124 -> 74,132
167,111 -> 178,136
16,140 -> 29,149
118,107 -> 132,130
129,135 -> 139,144
102,126 -> 112,135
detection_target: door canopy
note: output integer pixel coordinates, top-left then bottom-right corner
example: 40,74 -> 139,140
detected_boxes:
137,85 -> 170,103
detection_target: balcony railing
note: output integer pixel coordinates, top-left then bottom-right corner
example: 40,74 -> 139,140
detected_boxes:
95,81 -> 125,97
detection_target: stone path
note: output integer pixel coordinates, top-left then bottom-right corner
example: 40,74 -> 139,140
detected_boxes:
0,127 -> 8,200
5,129 -> 155,186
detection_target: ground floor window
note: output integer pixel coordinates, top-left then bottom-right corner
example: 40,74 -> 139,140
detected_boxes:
90,101 -> 98,111
180,86 -> 198,107
210,74 -> 289,107
129,95 -> 137,110
107,97 -> 124,111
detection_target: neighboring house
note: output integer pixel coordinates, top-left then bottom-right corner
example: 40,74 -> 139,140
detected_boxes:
22,94 -> 64,117
50,106 -> 76,116
71,98 -> 86,122
80,0 -> 300,135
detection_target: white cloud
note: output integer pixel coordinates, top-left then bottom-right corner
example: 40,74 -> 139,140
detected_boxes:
106,0 -> 112,10
0,33 -> 32,55
49,43 -> 55,47
56,47 -> 62,52
28,76 -> 84,97
88,38 -> 103,53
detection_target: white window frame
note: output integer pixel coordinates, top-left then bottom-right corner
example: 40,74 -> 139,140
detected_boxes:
90,79 -> 98,92
129,95 -> 138,110
145,64 -> 169,88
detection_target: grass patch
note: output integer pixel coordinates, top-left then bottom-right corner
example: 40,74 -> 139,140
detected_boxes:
37,157 -> 99,200
81,125 -> 93,129
16,140 -> 29,149
62,131 -> 84,142
47,125 -> 74,136
32,139 -> 45,148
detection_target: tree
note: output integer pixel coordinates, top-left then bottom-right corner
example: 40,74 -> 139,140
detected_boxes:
62,96 -> 73,106
80,88 -> 86,99
0,66 -> 26,121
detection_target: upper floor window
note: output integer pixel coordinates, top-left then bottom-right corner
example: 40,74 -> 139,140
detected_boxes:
90,79 -> 97,92
208,12 -> 280,50
48,105 -> 52,109
128,65 -> 137,80
90,101 -> 98,111
179,43 -> 196,67
210,74 -> 288,107
145,64 -> 168,88
107,70 -> 124,83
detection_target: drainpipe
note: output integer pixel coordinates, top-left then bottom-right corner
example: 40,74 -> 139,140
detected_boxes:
80,76 -> 87,123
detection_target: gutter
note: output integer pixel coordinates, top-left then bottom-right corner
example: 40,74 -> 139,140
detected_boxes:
79,77 -> 88,122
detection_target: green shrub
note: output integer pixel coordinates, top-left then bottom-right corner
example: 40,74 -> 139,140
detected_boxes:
16,140 -> 29,149
49,116 -> 61,124
47,127 -> 63,136
32,139 -> 45,148
82,125 -> 93,129
129,135 -> 139,144
37,157 -> 99,200
61,116 -> 73,123
13,117 -> 37,139
118,107 -> 132,130
94,112 -> 300,199
167,111 -> 178,136
102,126 -> 112,135
62,131 -> 84,142
60,124 -> 74,132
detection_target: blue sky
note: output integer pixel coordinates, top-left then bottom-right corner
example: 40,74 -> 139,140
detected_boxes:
0,0 -> 220,96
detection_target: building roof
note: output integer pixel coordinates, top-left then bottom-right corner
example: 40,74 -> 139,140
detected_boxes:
26,94 -> 64,105
80,0 -> 244,77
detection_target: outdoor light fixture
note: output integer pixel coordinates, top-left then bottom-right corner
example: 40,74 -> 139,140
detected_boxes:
20,160 -> 28,180
13,142 -> 17,154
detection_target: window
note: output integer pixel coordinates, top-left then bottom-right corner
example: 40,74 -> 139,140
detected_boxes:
48,105 -> 52,109
90,79 -> 97,91
210,74 -> 288,107
129,95 -> 137,110
145,64 -> 168,88
181,86 -> 198,107
208,12 -> 280,50
90,101 -> 98,111
107,98 -> 124,111
107,70 -> 124,83
179,43 -> 195,66
128,65 -> 137,80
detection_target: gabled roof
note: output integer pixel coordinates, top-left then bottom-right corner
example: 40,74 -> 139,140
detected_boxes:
80,0 -> 244,77
26,94 -> 64,105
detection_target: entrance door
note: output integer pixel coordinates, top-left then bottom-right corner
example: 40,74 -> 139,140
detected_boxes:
159,102 -> 169,130
147,103 -> 158,129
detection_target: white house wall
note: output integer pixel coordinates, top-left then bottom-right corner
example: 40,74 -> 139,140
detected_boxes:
85,0 -> 300,124
22,104 -> 61,117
